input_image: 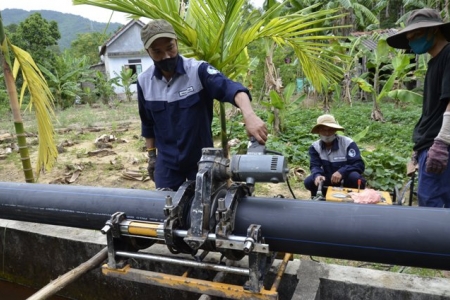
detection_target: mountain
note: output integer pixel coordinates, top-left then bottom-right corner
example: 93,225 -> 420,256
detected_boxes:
1,8 -> 123,50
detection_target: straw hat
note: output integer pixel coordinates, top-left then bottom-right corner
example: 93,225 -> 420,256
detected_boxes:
386,8 -> 450,50
311,114 -> 344,134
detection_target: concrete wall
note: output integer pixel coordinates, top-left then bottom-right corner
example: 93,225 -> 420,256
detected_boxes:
1,219 -> 449,300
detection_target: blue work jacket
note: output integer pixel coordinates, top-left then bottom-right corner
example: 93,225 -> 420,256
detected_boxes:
308,135 -> 365,180
137,55 -> 250,171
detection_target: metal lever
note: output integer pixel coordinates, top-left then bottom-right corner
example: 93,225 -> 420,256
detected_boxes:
247,136 -> 266,154
313,179 -> 325,201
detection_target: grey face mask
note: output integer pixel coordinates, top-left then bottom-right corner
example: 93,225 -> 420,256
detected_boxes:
320,134 -> 336,144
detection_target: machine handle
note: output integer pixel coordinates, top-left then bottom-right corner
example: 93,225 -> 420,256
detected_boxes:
247,136 -> 266,154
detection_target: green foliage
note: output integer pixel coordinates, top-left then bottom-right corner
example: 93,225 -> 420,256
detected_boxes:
10,13 -> 61,71
93,71 -> 118,105
0,72 -> 8,109
113,68 -> 138,102
216,101 -> 420,193
70,32 -> 110,65
2,8 -> 122,50
39,50 -> 93,109
262,82 -> 306,134
362,147 -> 407,191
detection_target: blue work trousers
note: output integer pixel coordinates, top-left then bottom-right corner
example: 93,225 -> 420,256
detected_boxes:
154,159 -> 198,191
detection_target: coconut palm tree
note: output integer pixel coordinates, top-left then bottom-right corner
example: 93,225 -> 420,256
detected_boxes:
289,0 -> 380,34
73,0 -> 348,153
0,13 -> 57,182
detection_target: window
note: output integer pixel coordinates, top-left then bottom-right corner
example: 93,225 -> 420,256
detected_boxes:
124,60 -> 142,84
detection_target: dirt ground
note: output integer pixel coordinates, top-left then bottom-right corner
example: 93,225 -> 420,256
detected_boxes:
0,120 -> 310,199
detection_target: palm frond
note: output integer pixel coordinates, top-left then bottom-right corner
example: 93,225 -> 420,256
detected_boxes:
73,0 -> 349,91
10,42 -> 58,174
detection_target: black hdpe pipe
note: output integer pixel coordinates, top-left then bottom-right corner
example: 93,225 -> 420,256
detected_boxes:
0,182 -> 449,270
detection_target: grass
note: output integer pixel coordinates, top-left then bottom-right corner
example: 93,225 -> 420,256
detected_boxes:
0,102 -> 140,134
298,255 -> 449,278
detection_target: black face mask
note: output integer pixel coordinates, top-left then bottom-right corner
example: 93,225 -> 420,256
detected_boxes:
154,55 -> 178,73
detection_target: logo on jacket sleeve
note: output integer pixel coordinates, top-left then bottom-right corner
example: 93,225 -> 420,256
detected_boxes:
348,149 -> 356,158
207,66 -> 220,75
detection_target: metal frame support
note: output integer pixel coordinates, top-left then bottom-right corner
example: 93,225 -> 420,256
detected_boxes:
101,212 -> 127,269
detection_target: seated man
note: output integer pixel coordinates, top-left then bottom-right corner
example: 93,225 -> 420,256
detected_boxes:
304,114 -> 366,197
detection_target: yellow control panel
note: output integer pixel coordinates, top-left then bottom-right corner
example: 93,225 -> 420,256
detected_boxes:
325,187 -> 392,205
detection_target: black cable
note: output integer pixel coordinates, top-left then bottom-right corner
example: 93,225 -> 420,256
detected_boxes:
309,256 -> 320,262
286,176 -> 297,199
357,263 -> 394,271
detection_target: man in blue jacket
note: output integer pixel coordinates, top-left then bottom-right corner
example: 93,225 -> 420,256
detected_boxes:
138,19 -> 268,191
304,114 -> 366,198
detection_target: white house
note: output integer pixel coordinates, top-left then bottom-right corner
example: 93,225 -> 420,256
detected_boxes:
99,19 -> 154,97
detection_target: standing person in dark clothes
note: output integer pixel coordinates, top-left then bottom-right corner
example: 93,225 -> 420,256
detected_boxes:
387,8 -> 450,207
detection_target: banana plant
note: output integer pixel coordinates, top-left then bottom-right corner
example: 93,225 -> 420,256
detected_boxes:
73,0 -> 348,154
0,12 -> 57,182
263,82 -> 304,134
352,37 -> 421,121
113,67 -> 138,102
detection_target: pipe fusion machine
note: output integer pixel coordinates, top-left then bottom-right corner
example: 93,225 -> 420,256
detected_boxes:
101,140 -> 291,299
1,140 -> 450,299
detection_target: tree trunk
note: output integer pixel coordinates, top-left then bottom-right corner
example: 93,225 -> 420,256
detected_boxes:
371,96 -> 385,122
1,51 -> 35,182
219,102 -> 228,158
265,50 -> 283,135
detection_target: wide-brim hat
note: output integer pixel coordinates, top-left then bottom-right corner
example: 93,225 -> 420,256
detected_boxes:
141,19 -> 177,49
387,8 -> 450,50
311,114 -> 344,134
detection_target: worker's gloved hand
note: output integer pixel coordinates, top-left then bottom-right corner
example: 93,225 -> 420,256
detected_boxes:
147,149 -> 157,181
426,140 -> 449,174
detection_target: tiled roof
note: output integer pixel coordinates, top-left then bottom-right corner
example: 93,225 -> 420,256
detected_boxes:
99,19 -> 146,56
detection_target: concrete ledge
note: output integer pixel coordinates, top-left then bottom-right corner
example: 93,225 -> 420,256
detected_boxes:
0,220 -> 298,299
294,260 -> 450,300
1,219 -> 450,300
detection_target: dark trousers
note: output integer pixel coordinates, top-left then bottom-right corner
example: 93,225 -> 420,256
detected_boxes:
417,149 -> 450,207
154,161 -> 198,191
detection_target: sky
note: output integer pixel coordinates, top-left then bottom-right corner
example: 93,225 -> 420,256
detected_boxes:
3,0 -> 134,24
2,0 -> 265,24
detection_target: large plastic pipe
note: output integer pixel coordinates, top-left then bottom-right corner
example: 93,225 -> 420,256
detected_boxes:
0,182 -> 171,229
0,182 -> 449,270
234,198 -> 450,270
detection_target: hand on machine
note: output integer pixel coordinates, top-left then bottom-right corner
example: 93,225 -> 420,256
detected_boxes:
313,176 -> 325,201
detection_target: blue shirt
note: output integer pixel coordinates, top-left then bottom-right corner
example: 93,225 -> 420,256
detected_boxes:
308,135 -> 365,180
137,55 -> 250,171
